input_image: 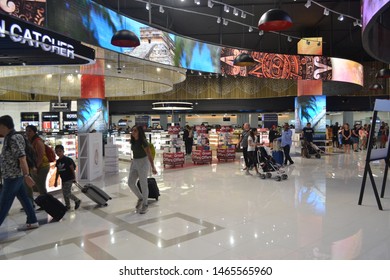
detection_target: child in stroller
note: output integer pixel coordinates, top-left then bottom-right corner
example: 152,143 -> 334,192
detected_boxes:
301,139 -> 322,158
257,146 -> 288,181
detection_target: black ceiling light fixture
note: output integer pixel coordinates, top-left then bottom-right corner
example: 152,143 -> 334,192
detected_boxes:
233,53 -> 256,67
375,68 -> 390,79
111,0 -> 140,47
258,8 -> 292,32
111,30 -> 140,47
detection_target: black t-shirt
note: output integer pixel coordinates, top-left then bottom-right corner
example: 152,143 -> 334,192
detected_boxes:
56,156 -> 75,182
302,127 -> 314,142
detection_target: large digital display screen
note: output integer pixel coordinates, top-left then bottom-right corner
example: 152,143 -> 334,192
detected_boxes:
221,48 -> 363,87
362,0 -> 389,30
295,95 -> 326,133
77,99 -> 108,133
0,0 -> 46,26
47,0 -> 221,74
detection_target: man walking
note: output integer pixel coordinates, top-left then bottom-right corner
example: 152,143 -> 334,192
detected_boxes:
0,115 -> 39,231
238,123 -> 251,174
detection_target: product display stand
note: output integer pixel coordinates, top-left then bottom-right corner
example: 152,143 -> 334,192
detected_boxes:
216,145 -> 236,162
78,133 -> 104,181
162,151 -> 185,168
358,99 -> 390,210
104,137 -> 119,174
192,147 -> 212,164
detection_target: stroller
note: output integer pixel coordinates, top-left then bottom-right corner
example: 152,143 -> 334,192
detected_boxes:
257,146 -> 288,181
301,139 -> 322,158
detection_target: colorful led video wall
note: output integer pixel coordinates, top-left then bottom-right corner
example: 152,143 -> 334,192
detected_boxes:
295,95 -> 326,134
221,48 -> 363,86
77,99 -> 108,133
0,0 -> 46,26
362,0 -> 389,30
47,0 -> 221,73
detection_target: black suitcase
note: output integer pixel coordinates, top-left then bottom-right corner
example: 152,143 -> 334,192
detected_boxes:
35,193 -> 67,221
137,178 -> 160,201
75,182 -> 111,206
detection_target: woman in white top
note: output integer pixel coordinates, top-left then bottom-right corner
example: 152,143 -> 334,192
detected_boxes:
247,128 -> 261,176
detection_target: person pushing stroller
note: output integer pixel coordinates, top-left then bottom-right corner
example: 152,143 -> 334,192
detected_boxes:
301,123 -> 321,158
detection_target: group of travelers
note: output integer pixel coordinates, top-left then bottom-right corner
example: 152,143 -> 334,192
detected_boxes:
329,121 -> 389,153
1,114 -> 157,234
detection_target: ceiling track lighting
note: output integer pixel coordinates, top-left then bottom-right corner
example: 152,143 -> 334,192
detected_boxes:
305,1 -> 361,27
159,6 -> 164,13
323,8 -> 329,16
287,36 -> 292,42
233,8 -> 239,16
145,2 -> 150,10
376,68 -> 390,79
194,0 -> 200,5
134,0 -> 324,47
224,5 -> 229,13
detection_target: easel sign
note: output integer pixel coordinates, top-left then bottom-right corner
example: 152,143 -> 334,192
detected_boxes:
358,99 -> 390,210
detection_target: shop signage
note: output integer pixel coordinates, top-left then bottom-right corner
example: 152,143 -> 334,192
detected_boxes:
42,112 -> 60,121
63,112 -> 78,121
21,112 -> 39,121
0,13 -> 95,65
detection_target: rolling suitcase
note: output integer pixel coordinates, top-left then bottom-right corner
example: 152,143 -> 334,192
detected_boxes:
35,193 -> 67,221
272,150 -> 284,165
137,178 -> 160,201
74,182 -> 111,207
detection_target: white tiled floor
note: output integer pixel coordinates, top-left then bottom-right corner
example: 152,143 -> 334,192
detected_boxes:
1,149 -> 390,260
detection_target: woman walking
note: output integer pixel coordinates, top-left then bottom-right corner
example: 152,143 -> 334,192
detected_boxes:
127,125 -> 157,214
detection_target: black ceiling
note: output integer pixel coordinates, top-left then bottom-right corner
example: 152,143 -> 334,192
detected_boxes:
94,0 -> 372,62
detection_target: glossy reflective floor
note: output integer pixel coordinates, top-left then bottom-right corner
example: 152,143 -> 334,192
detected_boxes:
1,150 -> 390,260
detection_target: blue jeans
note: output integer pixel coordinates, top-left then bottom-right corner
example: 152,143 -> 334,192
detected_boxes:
0,176 -> 38,226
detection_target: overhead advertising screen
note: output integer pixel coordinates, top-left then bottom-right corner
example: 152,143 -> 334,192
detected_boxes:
295,95 -> 326,135
0,0 -> 46,26
221,48 -> 363,87
47,0 -> 221,74
77,99 -> 108,133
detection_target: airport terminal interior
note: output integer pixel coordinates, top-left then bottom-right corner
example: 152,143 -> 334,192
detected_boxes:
1,150 -> 390,260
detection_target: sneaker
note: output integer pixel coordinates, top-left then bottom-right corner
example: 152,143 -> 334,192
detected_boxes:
135,199 -> 143,210
139,204 -> 148,214
66,205 -> 71,211
290,161 -> 294,165
17,222 -> 39,231
75,200 -> 81,210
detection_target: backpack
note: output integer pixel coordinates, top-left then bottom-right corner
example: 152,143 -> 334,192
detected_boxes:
32,135 -> 56,162
6,132 -> 37,169
44,143 -> 56,162
148,142 -> 156,160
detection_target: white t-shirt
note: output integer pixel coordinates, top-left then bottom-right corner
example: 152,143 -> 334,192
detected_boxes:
247,135 -> 256,152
